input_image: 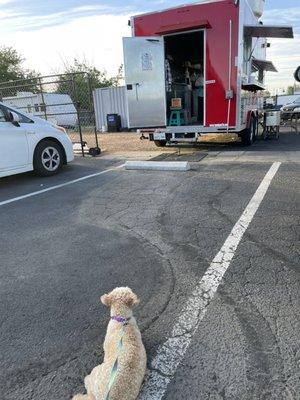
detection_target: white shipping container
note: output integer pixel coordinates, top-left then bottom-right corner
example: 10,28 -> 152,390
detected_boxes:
93,86 -> 129,131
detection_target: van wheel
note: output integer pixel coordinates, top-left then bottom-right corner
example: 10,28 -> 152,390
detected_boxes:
33,140 -> 64,176
154,140 -> 167,147
241,116 -> 256,146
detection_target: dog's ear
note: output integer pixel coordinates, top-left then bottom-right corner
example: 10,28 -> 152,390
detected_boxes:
101,294 -> 112,307
125,292 -> 140,308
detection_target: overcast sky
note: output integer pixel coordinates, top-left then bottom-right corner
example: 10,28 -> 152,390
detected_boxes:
0,0 -> 298,92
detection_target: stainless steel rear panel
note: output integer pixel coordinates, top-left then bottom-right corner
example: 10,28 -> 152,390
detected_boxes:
123,37 -> 167,128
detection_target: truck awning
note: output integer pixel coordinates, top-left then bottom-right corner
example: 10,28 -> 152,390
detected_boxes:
252,58 -> 277,73
244,25 -> 294,39
155,19 -> 211,35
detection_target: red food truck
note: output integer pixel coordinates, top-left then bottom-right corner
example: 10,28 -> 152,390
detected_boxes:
123,0 -> 293,145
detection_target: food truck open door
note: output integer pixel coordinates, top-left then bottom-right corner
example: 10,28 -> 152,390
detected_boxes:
123,37 -> 167,128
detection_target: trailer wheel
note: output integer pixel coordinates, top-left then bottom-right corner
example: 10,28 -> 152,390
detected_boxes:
241,116 -> 256,146
154,140 -> 167,147
252,116 -> 258,142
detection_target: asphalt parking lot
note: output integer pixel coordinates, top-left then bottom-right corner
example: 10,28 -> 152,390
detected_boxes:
0,133 -> 299,400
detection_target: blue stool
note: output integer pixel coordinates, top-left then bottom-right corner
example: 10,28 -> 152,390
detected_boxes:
169,109 -> 186,126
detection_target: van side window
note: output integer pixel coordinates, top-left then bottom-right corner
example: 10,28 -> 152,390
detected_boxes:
0,108 -> 6,122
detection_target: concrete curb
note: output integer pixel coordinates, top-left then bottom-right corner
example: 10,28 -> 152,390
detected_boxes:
125,161 -> 191,171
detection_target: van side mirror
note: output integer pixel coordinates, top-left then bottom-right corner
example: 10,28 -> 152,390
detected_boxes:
294,66 -> 300,83
9,111 -> 20,127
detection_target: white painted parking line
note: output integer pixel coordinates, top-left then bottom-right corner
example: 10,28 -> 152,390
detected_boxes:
139,162 -> 281,400
0,164 -> 125,207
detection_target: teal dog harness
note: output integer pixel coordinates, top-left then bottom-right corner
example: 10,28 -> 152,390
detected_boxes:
104,316 -> 130,400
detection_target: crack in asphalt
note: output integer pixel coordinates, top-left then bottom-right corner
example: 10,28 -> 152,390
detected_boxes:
205,170 -> 299,275
3,158 -> 299,400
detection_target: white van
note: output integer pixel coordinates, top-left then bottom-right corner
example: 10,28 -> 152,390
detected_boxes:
0,102 -> 74,178
3,92 -> 78,128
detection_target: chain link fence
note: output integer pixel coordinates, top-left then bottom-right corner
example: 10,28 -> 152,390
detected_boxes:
0,72 -> 99,156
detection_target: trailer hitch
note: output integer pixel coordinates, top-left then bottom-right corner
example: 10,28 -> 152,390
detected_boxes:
140,133 -> 149,140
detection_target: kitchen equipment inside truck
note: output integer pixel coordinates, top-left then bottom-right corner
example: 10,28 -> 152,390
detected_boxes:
164,30 -> 205,127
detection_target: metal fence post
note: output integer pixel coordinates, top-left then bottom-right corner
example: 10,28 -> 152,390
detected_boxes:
71,75 -> 85,157
87,74 -> 100,149
39,77 -> 48,121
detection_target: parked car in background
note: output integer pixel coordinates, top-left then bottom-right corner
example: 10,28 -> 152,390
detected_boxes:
280,97 -> 300,119
0,102 -> 74,178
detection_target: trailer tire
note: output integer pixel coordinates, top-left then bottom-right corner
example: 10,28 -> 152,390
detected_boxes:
154,140 -> 167,147
252,116 -> 258,142
241,116 -> 256,146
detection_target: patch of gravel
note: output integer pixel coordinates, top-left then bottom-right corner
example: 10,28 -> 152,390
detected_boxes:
79,132 -> 238,153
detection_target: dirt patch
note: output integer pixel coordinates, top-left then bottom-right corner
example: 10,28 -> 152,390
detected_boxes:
98,133 -> 167,152
95,132 -> 238,153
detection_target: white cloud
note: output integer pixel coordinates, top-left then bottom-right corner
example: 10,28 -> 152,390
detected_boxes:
263,7 -> 299,92
0,3 -> 298,93
1,14 -> 131,77
263,7 -> 300,27
265,35 -> 300,92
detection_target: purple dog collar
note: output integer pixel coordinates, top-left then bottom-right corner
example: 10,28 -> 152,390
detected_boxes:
111,316 -> 131,324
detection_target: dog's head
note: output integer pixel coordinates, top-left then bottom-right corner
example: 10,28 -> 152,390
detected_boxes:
101,287 -> 140,310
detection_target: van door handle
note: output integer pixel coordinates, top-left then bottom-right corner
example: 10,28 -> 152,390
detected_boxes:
27,131 -> 36,135
135,83 -> 140,101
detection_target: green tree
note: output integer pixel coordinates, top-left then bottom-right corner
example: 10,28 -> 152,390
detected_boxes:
57,59 -> 123,110
0,46 -> 40,96
286,86 -> 294,95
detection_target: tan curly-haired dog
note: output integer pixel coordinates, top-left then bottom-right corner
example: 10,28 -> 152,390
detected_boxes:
72,287 -> 147,400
